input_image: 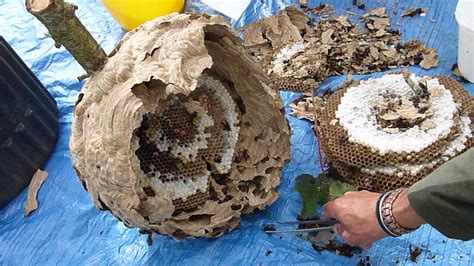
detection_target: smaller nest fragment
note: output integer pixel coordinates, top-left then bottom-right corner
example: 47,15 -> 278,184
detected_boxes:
318,73 -> 473,192
243,6 -> 439,92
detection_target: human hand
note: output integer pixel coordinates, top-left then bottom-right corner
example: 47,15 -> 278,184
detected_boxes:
322,190 -> 387,249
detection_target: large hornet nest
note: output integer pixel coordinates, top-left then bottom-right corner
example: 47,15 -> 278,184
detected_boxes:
27,0 -> 290,238
319,73 -> 473,192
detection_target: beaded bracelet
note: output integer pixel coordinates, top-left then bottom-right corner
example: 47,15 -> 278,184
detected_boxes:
376,188 -> 417,237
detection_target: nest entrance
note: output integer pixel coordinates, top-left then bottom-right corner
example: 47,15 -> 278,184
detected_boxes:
134,75 -> 241,211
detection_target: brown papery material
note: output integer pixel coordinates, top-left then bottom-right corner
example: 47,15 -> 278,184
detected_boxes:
24,169 -> 48,216
69,13 -> 290,239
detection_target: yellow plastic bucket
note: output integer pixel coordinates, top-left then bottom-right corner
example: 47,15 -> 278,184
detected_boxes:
101,0 -> 185,31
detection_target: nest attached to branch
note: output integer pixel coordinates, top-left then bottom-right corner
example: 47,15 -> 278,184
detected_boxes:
70,13 -> 290,239
318,73 -> 473,192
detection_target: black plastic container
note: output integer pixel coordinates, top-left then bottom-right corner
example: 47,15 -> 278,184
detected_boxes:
0,36 -> 58,208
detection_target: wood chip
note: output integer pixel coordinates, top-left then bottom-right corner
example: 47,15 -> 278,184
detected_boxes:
24,169 -> 48,217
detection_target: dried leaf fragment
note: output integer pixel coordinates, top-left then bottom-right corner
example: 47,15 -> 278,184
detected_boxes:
24,169 -> 48,217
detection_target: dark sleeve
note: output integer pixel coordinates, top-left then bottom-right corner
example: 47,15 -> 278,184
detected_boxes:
408,148 -> 474,241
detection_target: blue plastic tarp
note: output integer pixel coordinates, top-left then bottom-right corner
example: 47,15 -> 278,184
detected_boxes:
0,0 -> 473,265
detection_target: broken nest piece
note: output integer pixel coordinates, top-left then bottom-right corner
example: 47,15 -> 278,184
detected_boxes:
243,6 -> 439,92
70,13 -> 290,239
318,73 -> 473,191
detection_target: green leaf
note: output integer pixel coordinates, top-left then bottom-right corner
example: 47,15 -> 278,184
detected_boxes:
328,180 -> 359,201
295,173 -> 360,219
295,174 -> 330,219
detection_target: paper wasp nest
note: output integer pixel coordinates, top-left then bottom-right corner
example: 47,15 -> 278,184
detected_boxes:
319,73 -> 473,192
70,13 -> 290,238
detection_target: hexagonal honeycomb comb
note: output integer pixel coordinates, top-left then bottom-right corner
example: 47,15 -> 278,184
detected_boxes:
319,73 -> 473,192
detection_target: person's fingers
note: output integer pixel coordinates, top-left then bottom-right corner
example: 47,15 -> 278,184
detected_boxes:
341,231 -> 356,246
333,223 -> 345,236
322,201 -> 337,220
359,242 -> 373,250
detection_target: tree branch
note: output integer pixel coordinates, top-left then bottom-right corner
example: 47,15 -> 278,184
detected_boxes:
26,0 -> 108,74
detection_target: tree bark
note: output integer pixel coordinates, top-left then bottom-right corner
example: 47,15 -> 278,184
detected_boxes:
26,0 -> 107,75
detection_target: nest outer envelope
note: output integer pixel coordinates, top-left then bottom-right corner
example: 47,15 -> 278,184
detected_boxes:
319,74 -> 473,192
69,13 -> 290,239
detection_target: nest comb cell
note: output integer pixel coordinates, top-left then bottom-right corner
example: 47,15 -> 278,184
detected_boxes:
27,0 -> 290,238
318,73 -> 473,192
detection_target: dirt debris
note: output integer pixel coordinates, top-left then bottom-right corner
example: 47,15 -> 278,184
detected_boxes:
401,8 -> 426,18
312,240 -> 362,257
357,256 -> 372,266
352,0 -> 366,10
427,252 -> 436,260
243,6 -> 439,92
409,245 -> 423,262
263,224 -> 276,233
